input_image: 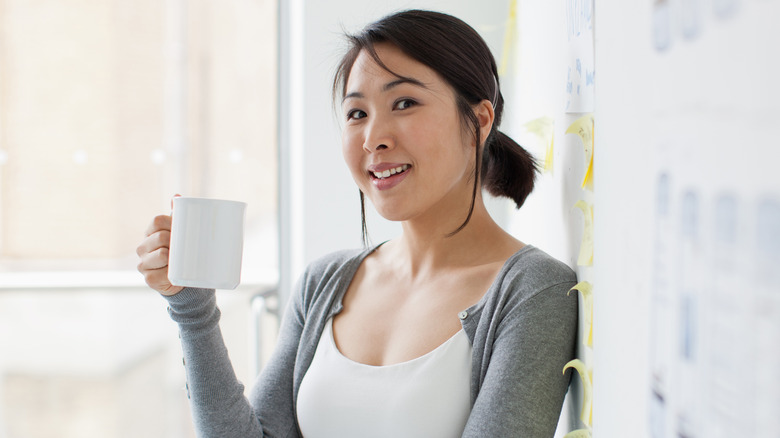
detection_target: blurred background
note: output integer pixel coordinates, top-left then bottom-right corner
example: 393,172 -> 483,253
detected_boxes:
0,0 -> 278,436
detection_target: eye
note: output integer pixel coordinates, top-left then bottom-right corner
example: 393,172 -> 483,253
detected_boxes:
394,98 -> 418,111
346,109 -> 367,120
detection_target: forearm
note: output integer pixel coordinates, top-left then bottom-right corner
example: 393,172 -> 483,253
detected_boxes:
166,288 -> 264,438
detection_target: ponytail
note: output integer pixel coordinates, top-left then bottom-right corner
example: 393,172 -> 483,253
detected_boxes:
481,130 -> 538,209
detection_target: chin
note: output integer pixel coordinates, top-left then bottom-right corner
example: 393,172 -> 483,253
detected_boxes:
368,201 -> 414,223
373,208 -> 411,223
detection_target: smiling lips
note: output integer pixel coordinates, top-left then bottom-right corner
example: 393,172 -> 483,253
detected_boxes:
372,164 -> 409,179
368,163 -> 411,190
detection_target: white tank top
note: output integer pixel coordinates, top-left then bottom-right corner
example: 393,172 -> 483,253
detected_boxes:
297,318 -> 473,438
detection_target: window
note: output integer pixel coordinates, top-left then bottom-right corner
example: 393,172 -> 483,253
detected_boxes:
0,1 -> 278,436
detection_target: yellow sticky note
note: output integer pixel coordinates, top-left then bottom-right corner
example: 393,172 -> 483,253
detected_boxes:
523,116 -> 555,173
498,0 -> 518,77
564,429 -> 591,438
563,359 -> 593,426
569,281 -> 593,348
573,200 -> 594,266
565,114 -> 594,190
588,368 -> 593,425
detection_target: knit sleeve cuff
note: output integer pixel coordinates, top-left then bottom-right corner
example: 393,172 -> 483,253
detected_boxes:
163,288 -> 218,325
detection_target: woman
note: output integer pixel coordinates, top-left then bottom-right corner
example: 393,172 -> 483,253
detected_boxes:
137,10 -> 577,438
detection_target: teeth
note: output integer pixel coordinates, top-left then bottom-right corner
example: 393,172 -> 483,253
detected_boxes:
372,164 -> 409,179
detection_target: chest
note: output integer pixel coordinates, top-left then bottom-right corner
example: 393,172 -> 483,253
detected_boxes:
332,264 -> 499,366
297,318 -> 473,438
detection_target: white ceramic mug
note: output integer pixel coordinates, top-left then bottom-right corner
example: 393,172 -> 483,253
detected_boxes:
168,197 -> 247,290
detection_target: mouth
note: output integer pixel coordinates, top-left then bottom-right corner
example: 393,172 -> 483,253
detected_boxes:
367,163 -> 412,191
369,164 -> 411,180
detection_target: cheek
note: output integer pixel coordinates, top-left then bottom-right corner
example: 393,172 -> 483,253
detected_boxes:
341,131 -> 364,175
426,117 -> 473,163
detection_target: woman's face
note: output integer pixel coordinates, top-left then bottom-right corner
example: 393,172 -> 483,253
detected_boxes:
341,43 -> 476,225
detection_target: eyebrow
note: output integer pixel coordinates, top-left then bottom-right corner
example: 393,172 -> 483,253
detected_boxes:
342,77 -> 428,103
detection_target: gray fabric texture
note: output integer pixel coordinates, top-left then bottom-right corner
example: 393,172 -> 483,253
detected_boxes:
165,244 -> 578,437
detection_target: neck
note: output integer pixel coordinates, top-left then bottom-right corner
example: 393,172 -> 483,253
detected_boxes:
390,196 -> 515,280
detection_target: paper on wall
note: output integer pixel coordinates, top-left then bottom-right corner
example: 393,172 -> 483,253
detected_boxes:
564,429 -> 591,438
570,281 -> 594,347
573,200 -> 594,266
564,0 -> 595,113
498,0 -> 518,77
566,115 -> 594,190
523,116 -> 555,173
564,359 -> 593,426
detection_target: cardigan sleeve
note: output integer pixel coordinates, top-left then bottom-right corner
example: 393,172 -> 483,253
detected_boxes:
248,278 -> 310,438
165,287 -> 267,437
166,283 -> 312,438
462,279 -> 579,437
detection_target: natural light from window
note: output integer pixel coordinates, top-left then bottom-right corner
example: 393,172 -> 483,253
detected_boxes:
0,1 -> 279,436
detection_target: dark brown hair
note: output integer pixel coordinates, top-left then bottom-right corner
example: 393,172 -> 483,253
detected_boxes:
334,10 -> 537,245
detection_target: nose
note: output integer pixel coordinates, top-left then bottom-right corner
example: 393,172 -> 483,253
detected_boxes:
362,116 -> 394,153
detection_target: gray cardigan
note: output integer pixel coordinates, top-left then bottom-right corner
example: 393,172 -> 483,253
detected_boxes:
165,244 -> 578,437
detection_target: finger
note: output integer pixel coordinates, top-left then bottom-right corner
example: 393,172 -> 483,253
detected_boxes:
145,214 -> 172,237
138,247 -> 171,272
142,267 -> 182,296
171,193 -> 182,211
136,230 -> 171,257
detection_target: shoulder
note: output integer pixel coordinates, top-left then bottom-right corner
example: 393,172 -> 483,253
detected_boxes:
501,245 -> 576,290
467,245 -> 578,348
490,245 -> 578,312
293,246 -> 376,313
302,248 -> 368,280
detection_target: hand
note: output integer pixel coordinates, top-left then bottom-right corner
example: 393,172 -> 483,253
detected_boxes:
136,197 -> 184,296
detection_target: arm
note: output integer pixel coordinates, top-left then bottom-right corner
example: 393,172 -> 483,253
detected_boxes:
462,281 -> 578,437
139,211 -> 266,436
166,288 -> 266,437
139,210 -> 306,437
165,280 -> 312,438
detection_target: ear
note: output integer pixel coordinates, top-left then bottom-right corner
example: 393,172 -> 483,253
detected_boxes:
473,99 -> 495,147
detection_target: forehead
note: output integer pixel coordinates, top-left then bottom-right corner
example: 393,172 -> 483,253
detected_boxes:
345,43 -> 442,92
